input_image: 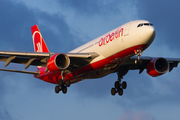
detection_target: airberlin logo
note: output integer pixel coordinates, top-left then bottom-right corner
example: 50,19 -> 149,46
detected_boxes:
36,42 -> 42,52
99,27 -> 123,47
32,31 -> 43,52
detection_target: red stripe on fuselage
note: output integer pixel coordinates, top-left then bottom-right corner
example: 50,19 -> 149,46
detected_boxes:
34,44 -> 148,84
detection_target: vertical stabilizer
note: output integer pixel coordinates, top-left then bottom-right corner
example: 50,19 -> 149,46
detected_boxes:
31,25 -> 49,53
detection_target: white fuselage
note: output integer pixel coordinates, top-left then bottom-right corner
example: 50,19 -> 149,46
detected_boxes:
70,20 -> 155,65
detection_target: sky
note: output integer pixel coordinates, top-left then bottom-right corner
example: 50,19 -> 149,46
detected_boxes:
0,0 -> 180,120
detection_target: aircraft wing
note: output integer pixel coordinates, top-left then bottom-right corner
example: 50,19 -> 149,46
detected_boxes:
122,56 -> 180,74
0,51 -> 99,74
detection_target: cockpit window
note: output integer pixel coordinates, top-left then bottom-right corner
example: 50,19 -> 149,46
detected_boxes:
137,23 -> 153,27
149,23 -> 153,26
137,23 -> 143,27
144,23 -> 149,26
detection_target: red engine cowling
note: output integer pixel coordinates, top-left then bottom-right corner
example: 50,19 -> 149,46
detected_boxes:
47,53 -> 70,72
146,58 -> 169,77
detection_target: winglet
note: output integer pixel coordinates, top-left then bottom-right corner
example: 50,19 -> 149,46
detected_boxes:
31,25 -> 49,53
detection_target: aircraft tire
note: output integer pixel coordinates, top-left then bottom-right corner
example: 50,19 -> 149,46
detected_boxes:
58,79 -> 64,86
122,81 -> 127,89
62,86 -> 67,94
118,88 -> 123,96
65,79 -> 71,87
55,86 -> 60,94
111,88 -> 116,96
114,81 -> 120,89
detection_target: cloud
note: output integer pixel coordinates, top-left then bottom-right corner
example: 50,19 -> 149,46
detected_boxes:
120,110 -> 155,120
0,1 -> 34,51
137,0 -> 180,51
0,1 -> 78,119
0,0 -> 79,53
14,0 -> 139,44
0,109 -> 14,120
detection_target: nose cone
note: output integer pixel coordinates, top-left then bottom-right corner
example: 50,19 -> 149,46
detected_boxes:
142,26 -> 156,45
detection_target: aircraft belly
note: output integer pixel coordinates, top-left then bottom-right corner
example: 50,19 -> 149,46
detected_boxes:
79,69 -> 113,79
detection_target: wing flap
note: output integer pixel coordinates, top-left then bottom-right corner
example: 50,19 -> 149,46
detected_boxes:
25,58 -> 36,69
5,56 -> 16,67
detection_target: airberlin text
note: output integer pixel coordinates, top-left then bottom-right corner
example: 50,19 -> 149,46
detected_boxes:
99,27 -> 123,47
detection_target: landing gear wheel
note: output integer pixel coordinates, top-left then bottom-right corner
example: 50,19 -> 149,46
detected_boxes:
58,79 -> 64,86
114,81 -> 120,89
62,86 -> 67,94
111,76 -> 127,96
111,88 -> 116,96
65,79 -> 71,87
118,88 -> 123,96
55,86 -> 60,94
122,81 -> 127,89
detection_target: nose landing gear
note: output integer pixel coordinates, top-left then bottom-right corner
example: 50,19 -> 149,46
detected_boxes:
134,49 -> 143,64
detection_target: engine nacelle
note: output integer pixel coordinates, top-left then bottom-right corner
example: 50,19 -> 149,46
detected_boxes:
146,58 -> 169,77
47,53 -> 70,72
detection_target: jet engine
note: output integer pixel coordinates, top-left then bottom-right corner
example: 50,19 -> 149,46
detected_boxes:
146,58 -> 169,77
47,53 -> 70,72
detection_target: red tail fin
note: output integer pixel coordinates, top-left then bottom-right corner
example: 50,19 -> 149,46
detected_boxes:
31,25 -> 49,53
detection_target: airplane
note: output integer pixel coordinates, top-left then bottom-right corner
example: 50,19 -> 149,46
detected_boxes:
0,20 -> 179,96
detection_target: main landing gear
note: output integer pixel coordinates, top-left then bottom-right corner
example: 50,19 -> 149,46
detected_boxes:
111,67 -> 128,96
55,79 -> 71,94
55,71 -> 71,94
111,49 -> 143,96
111,78 -> 127,96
